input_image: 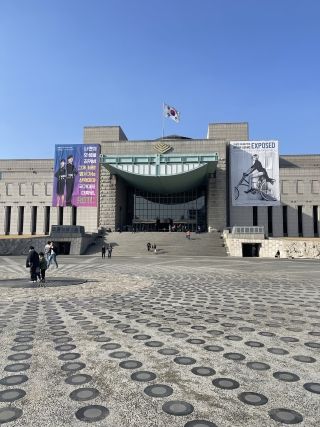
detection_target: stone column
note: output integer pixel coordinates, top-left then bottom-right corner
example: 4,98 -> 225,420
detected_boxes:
207,159 -> 227,232
99,166 -> 116,230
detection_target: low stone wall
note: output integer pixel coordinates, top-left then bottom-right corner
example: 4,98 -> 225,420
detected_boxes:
224,235 -> 320,259
0,235 -> 96,255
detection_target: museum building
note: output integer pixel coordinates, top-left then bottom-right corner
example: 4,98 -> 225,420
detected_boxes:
0,122 -> 319,239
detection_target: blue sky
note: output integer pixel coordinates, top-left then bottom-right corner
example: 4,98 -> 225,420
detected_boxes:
1,0 -> 319,158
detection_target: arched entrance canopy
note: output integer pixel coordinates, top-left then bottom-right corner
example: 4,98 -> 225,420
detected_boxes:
100,153 -> 218,194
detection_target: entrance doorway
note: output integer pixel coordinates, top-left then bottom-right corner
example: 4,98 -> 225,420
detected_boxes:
127,187 -> 207,232
242,243 -> 261,257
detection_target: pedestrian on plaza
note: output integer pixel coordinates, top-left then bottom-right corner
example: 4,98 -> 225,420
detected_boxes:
101,245 -> 106,258
147,242 -> 151,252
26,246 -> 40,283
44,241 -> 51,262
48,242 -> 58,269
107,245 -> 113,258
186,230 -> 191,240
275,250 -> 280,259
154,244 -> 157,254
38,252 -> 47,285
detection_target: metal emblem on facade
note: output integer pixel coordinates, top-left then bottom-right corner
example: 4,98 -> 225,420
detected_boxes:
154,142 -> 172,154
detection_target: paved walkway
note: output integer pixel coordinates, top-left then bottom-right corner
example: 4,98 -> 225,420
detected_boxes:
0,256 -> 319,426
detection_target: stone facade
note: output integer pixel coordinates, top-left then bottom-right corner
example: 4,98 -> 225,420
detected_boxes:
0,122 -> 319,244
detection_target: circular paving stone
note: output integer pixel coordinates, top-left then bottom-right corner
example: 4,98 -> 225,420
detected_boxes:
144,384 -> 173,398
280,337 -> 299,343
269,408 -> 303,424
70,388 -> 99,401
212,378 -> 240,390
247,362 -> 270,371
174,356 -> 196,365
119,360 -> 143,370
0,407 -> 23,423
159,327 -> 175,333
204,345 -> 224,352
101,343 -> 121,350
258,331 -> 275,337
293,355 -> 316,363
0,374 -> 28,386
239,327 -> 255,332
303,382 -> 320,394
133,334 -> 152,340
225,335 -> 243,341
16,330 -> 35,336
238,392 -> 268,406
145,341 -> 164,348
65,374 -> 92,385
51,331 -> 69,336
109,351 -> 131,359
11,344 -> 33,352
191,367 -> 216,377
304,342 -> 320,349
58,353 -> 81,361
4,363 -> 30,372
0,389 -> 26,402
184,420 -> 217,427
158,348 -> 179,356
7,353 -> 32,361
61,362 -> 86,372
55,344 -> 76,352
186,339 -> 206,345
131,371 -> 157,382
273,372 -> 300,382
223,353 -> 245,361
94,337 -> 112,343
267,347 -> 289,355
162,400 -> 194,416
75,405 -> 109,423
245,341 -> 264,348
309,331 -> 320,337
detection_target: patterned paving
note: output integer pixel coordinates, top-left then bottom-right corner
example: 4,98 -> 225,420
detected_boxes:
0,256 -> 319,426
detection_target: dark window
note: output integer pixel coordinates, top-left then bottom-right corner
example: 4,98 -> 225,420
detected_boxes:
130,187 -> 207,231
72,206 -> 77,226
58,207 -> 63,225
31,206 -> 37,235
5,206 -> 11,235
313,206 -> 318,236
282,205 -> 288,236
252,206 -> 258,226
18,206 -> 24,235
268,206 -> 273,236
298,205 -> 303,237
45,206 -> 50,235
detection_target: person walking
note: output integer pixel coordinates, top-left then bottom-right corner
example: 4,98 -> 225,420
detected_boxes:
107,245 -> 113,258
101,245 -> 106,258
48,242 -> 58,268
186,230 -> 191,240
38,252 -> 47,285
26,246 -> 40,283
44,241 -> 51,262
147,242 -> 151,252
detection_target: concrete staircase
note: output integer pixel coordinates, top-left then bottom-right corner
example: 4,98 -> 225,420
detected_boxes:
85,231 -> 227,257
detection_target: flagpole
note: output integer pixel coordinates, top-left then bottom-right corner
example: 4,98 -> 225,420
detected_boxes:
162,102 -> 165,139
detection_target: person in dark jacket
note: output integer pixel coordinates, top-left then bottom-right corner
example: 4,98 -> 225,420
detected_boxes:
65,155 -> 78,206
26,246 -> 40,283
54,159 -> 66,206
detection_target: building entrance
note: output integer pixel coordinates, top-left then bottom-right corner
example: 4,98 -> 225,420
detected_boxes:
127,187 -> 207,232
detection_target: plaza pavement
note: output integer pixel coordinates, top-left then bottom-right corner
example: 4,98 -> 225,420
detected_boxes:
0,255 -> 319,426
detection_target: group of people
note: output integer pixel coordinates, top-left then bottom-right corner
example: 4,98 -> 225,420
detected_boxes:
55,155 -> 78,207
147,243 -> 157,253
26,241 -> 58,285
101,244 -> 113,258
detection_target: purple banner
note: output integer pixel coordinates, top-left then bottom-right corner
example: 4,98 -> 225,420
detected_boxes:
52,144 -> 100,207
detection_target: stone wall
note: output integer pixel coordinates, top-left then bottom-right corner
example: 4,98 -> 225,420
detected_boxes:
224,234 -> 320,258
